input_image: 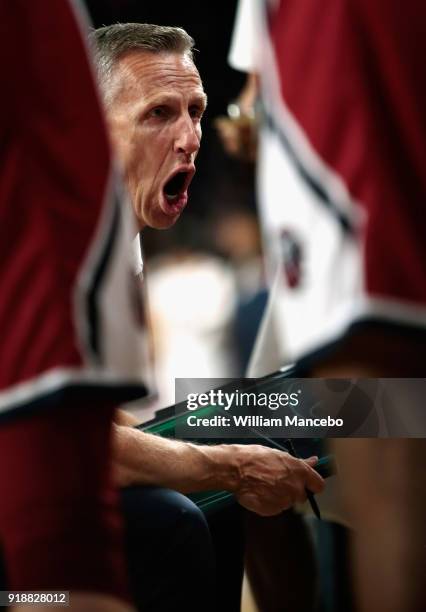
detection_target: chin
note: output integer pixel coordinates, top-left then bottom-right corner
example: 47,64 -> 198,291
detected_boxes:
148,211 -> 181,230
138,197 -> 184,230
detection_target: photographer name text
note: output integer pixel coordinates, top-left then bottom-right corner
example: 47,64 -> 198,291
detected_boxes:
186,415 -> 344,428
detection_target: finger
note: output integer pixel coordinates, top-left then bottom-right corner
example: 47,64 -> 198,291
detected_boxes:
237,496 -> 282,517
304,463 -> 325,494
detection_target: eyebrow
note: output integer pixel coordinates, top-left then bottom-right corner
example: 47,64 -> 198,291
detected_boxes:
144,92 -> 208,110
197,93 -> 208,109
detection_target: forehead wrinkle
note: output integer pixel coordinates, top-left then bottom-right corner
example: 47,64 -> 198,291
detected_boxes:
116,51 -> 202,94
109,53 -> 206,117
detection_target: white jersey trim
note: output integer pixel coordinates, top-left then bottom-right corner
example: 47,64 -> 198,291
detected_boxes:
295,294 -> 426,363
0,367 -> 146,416
259,4 -> 364,234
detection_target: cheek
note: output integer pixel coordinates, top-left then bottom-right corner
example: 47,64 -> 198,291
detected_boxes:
109,120 -> 132,164
110,133 -> 137,184
126,140 -> 148,180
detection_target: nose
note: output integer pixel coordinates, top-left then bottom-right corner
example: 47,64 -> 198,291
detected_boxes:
173,115 -> 200,157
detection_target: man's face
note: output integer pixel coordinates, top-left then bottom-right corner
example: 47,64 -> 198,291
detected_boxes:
107,51 -> 207,229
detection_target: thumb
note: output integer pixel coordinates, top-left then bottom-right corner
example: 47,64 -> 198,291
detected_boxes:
304,456 -> 319,467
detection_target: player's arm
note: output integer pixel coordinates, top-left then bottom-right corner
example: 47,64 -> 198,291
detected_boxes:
114,408 -> 141,427
111,421 -> 324,516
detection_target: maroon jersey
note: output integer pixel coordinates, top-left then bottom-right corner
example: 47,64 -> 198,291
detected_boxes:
256,0 -> 426,362
0,0 -> 151,417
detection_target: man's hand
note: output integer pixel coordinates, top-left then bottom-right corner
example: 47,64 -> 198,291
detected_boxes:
210,444 -> 324,516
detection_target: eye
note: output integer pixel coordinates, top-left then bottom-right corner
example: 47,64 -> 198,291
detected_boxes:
147,106 -> 168,119
189,105 -> 204,120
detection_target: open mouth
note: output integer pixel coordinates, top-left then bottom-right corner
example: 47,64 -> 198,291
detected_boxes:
163,171 -> 190,204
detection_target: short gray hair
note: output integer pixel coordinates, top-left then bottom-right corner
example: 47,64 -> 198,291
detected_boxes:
90,23 -> 195,104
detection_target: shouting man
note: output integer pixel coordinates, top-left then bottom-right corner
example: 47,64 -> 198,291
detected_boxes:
90,23 -> 324,612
